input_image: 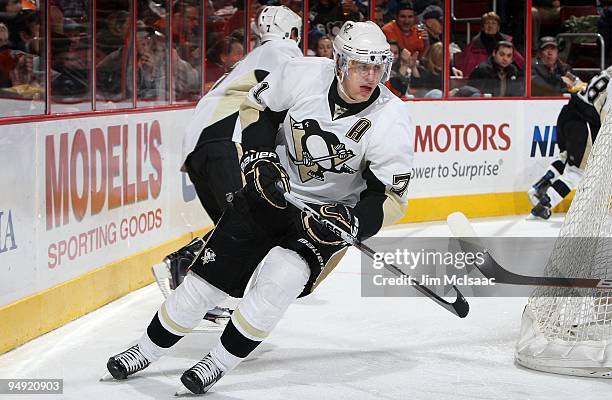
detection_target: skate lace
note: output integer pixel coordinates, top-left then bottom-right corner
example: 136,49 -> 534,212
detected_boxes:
116,345 -> 149,374
191,356 -> 222,386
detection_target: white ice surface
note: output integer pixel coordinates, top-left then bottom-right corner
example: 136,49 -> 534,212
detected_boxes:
2,214 -> 612,400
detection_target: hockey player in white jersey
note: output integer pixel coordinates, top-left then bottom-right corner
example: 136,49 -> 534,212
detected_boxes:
528,66 -> 612,219
104,21 -> 414,396
150,5 -> 303,322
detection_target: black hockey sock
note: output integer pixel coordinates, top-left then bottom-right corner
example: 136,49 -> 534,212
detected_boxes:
551,179 -> 571,199
219,320 -> 262,358
551,160 -> 565,175
147,312 -> 184,348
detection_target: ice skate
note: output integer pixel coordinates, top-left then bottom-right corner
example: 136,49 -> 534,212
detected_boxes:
153,237 -> 206,299
175,353 -> 225,395
529,202 -> 552,220
102,344 -> 151,381
527,171 -> 554,206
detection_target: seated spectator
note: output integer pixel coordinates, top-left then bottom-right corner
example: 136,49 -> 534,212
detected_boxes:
315,35 -> 333,58
531,36 -> 574,96
468,41 -> 524,97
97,22 -> 199,101
455,11 -> 525,78
311,0 -> 363,28
51,41 -> 89,101
419,4 -> 443,45
306,27 -> 325,55
0,22 -> 15,87
411,41 -> 443,96
173,0 -> 201,68
1,11 -> 41,93
386,39 -> 415,98
96,10 -> 129,59
0,0 -> 22,21
204,34 -> 243,89
375,0 -> 398,25
381,0 -> 426,54
9,9 -> 40,54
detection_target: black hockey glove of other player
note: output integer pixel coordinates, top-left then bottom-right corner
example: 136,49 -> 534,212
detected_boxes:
240,149 -> 290,209
302,204 -> 359,246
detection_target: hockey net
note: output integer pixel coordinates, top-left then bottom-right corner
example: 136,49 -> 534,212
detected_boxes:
515,111 -> 612,377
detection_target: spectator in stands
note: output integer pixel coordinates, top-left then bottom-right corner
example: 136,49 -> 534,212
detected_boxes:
306,28 -> 324,55
531,36 -> 574,96
51,39 -> 89,100
0,21 -> 38,92
411,41 -> 443,96
455,11 -> 525,78
419,4 -> 443,45
9,10 -> 40,55
56,0 -> 87,22
382,0 -> 426,55
386,39 -> 415,98
96,10 -> 129,59
97,22 -> 199,101
315,35 -> 333,58
374,0 -> 397,26
173,0 -> 201,68
468,41 -> 524,97
204,34 -> 243,89
0,0 -> 22,20
0,22 -> 14,87
311,0 -> 362,28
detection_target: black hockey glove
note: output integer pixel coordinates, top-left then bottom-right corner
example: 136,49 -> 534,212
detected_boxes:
302,204 -> 359,246
241,149 -> 290,209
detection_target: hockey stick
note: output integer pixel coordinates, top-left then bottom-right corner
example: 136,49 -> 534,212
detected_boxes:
279,186 -> 469,318
447,212 -> 612,289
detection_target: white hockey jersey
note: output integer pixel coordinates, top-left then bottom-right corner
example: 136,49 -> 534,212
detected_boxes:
181,39 -> 303,164
240,57 -> 414,231
576,66 -> 612,121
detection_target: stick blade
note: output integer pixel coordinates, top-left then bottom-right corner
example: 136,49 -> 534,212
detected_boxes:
447,212 -> 477,237
447,212 -> 486,250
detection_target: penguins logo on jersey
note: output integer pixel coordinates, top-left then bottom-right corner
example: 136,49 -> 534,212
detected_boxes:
201,248 -> 216,264
289,117 -> 357,182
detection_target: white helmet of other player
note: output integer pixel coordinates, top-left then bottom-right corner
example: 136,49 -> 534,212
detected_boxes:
333,21 -> 392,84
258,5 -> 302,44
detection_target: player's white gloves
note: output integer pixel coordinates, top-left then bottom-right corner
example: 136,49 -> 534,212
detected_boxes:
240,149 -> 290,209
302,204 -> 359,245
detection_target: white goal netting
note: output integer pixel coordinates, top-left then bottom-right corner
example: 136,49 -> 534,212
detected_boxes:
515,109 -> 612,377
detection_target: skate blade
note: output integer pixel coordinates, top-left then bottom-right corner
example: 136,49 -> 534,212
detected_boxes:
99,371 -> 114,382
525,213 -> 546,221
152,262 -> 172,299
174,384 -> 192,396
